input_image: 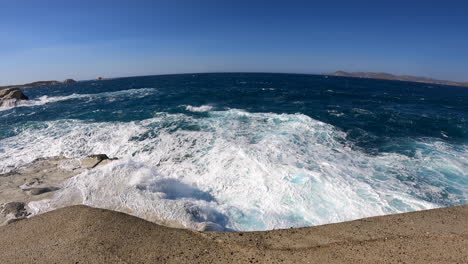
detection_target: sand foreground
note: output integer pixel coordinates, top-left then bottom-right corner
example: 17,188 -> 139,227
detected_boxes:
0,205 -> 466,263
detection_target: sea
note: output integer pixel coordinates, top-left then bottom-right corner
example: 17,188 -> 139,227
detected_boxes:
0,73 -> 467,231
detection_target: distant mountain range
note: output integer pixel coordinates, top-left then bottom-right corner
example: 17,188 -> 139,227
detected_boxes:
328,71 -> 468,87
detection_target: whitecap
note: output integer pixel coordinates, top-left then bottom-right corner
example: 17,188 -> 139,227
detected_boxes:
2,109 -> 466,231
184,105 -> 214,112
0,87 -> 158,111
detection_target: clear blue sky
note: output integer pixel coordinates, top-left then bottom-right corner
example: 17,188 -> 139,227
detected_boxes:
1,0 -> 467,85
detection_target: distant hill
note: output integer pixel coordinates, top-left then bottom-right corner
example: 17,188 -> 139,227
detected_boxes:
328,71 -> 468,87
0,79 -> 76,90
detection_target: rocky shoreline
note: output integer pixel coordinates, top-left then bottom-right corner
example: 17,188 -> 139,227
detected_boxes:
0,87 -> 29,108
0,155 -> 466,263
0,79 -> 76,90
0,79 -> 78,108
0,155 -> 116,225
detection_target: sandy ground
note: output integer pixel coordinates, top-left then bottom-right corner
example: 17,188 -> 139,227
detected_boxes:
0,205 -> 466,264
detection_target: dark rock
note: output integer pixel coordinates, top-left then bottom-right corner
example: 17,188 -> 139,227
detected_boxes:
81,154 -> 112,168
22,80 -> 61,87
63,79 -> 76,84
28,187 -> 60,195
87,154 -> 109,160
0,87 -> 28,106
1,202 -> 27,218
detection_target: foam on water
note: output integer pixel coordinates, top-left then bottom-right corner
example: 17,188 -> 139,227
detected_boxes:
0,88 -> 158,111
0,95 -> 83,111
2,108 -> 466,230
184,105 -> 214,112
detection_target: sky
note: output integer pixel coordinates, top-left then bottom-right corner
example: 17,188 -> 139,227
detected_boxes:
0,0 -> 467,85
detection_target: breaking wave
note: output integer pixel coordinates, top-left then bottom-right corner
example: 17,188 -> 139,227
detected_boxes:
184,105 -> 214,112
0,88 -> 158,111
3,109 -> 466,231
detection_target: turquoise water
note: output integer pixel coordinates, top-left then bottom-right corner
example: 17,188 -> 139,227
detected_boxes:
1,73 -> 467,230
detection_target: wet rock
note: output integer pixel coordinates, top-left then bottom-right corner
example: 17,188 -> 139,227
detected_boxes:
1,202 -> 27,218
0,87 -> 28,107
197,222 -> 224,232
80,154 -> 109,169
96,159 -> 112,167
0,87 -> 28,100
88,154 -> 110,160
80,154 -> 116,169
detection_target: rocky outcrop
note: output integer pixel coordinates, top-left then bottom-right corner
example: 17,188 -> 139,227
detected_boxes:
1,202 -> 28,224
80,154 -> 116,169
0,154 -> 117,225
0,87 -> 28,107
1,202 -> 27,218
63,79 -> 76,84
0,87 -> 28,100
0,79 -> 77,90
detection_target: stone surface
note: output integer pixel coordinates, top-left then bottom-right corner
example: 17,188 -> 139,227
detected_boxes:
0,155 -> 116,226
0,87 -> 28,100
19,178 -> 44,190
80,154 -> 111,169
1,202 -> 27,218
0,87 -> 28,106
0,205 -> 467,263
63,79 -> 76,84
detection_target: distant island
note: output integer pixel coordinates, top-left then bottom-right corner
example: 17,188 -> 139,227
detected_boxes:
328,71 -> 468,87
0,79 -> 76,90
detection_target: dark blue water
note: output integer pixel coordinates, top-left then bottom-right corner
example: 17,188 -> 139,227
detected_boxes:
1,73 -> 467,230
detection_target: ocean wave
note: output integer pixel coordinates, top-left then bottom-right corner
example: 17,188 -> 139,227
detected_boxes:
0,88 -> 158,111
2,109 -> 466,231
0,94 -> 84,111
184,105 -> 214,112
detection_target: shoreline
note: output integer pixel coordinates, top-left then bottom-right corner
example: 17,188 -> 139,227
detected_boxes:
0,155 -> 446,231
0,204 -> 466,263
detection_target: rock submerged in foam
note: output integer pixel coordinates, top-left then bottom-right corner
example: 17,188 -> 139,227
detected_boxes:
1,202 -> 27,218
80,154 -> 116,169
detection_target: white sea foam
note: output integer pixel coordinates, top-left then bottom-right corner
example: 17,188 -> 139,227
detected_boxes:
2,109 -> 466,231
0,95 -> 83,111
184,105 -> 214,112
0,88 -> 158,111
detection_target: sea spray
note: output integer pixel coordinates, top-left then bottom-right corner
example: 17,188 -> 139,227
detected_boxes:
8,110 -> 464,230
1,73 -> 467,231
